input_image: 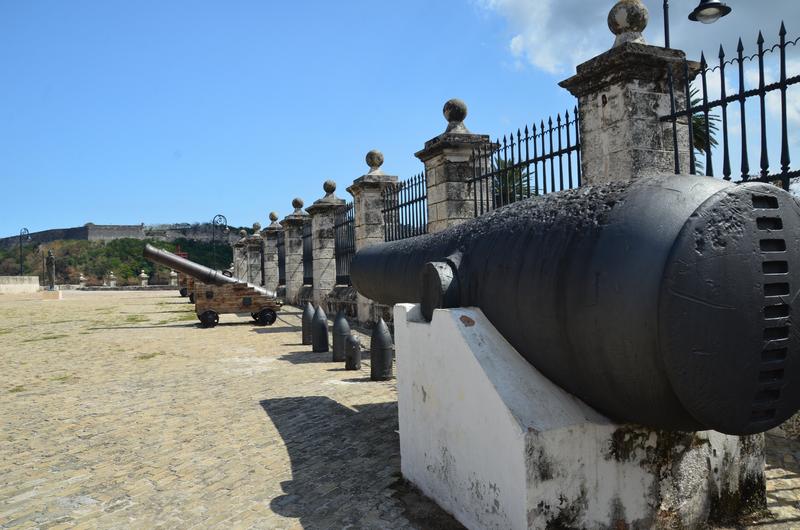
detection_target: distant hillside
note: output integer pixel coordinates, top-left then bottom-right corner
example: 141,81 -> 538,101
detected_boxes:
0,238 -> 234,286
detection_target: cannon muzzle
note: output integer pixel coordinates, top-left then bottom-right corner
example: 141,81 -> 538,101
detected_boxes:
143,244 -> 275,297
351,173 -> 800,435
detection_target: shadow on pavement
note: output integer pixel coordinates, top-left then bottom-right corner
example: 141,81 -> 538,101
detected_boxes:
250,326 -> 299,335
277,351 -> 332,364
260,396 -> 463,529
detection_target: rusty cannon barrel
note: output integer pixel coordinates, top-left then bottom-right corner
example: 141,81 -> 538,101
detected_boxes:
143,244 -> 275,297
351,173 -> 800,435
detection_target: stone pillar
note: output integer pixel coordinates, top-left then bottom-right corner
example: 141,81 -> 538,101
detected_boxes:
246,222 -> 264,286
559,0 -> 696,185
139,270 -> 149,287
281,198 -> 309,305
169,270 -> 178,287
262,212 -> 282,292
415,99 -> 491,234
108,272 -> 116,288
347,150 -> 398,324
232,230 -> 248,280
79,273 -> 87,288
306,180 -> 346,307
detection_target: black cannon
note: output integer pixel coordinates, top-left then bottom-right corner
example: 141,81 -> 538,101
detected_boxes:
351,174 -> 800,435
144,244 -> 281,327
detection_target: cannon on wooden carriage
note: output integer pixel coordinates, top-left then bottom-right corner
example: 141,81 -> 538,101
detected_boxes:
351,173 -> 800,436
144,244 -> 282,328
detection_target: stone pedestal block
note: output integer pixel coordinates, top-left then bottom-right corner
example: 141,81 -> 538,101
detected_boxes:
560,42 -> 697,185
347,151 -> 398,324
394,304 -> 765,530
415,99 -> 490,234
306,181 -> 346,307
282,199 -> 309,305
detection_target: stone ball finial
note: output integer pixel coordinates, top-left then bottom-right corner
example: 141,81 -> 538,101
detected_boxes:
443,99 -> 471,134
443,98 -> 468,124
292,198 -> 304,210
269,211 -> 278,222
366,150 -> 384,172
323,180 -> 336,194
253,222 -> 262,232
608,0 -> 648,47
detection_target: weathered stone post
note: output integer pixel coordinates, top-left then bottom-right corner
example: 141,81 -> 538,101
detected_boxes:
262,212 -> 282,292
169,270 -> 178,287
246,223 -> 264,286
108,271 -> 116,288
559,0 -> 695,184
281,199 -> 309,305
232,230 -> 248,280
347,150 -> 398,324
79,273 -> 87,288
139,270 -> 149,287
415,99 -> 491,234
306,180 -> 346,307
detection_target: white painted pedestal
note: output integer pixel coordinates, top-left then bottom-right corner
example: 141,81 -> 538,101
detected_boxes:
394,304 -> 765,530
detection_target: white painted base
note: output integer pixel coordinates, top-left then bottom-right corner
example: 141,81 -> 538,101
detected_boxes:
394,304 -> 765,530
0,276 -> 40,294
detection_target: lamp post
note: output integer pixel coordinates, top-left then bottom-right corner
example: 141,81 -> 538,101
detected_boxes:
663,0 -> 732,48
211,214 -> 228,270
18,228 -> 29,275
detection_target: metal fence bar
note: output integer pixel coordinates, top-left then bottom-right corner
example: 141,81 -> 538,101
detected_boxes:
382,171 -> 428,242
302,221 -> 313,285
276,231 -> 286,285
661,23 -> 799,189
468,108 -> 581,216
333,202 -> 355,285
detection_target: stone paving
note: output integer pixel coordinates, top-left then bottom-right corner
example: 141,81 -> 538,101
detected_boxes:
0,290 -> 798,529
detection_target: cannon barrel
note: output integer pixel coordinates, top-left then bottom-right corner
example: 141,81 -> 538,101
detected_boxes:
351,174 -> 800,435
143,244 -> 275,297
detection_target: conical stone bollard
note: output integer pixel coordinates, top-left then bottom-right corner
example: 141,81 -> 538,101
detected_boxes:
301,302 -> 314,345
332,309 -> 350,362
345,334 -> 361,370
312,305 -> 329,353
370,318 -> 394,381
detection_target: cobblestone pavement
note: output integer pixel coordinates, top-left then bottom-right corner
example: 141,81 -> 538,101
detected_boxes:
0,290 -> 799,529
0,291 -> 460,529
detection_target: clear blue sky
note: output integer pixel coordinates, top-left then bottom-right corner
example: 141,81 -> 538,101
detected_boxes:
1,0 -> 797,237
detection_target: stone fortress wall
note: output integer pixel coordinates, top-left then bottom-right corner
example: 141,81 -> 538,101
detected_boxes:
0,223 -> 240,250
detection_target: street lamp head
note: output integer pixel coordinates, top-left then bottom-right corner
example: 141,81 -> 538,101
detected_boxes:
689,0 -> 732,24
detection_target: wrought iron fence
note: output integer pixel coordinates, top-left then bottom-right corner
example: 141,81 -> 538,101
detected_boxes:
302,221 -> 313,285
276,231 -> 286,285
334,202 -> 355,285
382,172 -> 428,242
662,22 -> 799,190
469,108 -> 581,216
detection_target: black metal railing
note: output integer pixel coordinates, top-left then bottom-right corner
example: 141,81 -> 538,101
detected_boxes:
276,231 -> 286,285
662,22 -> 798,190
302,221 -> 313,285
382,172 -> 428,242
469,108 -> 581,216
334,202 -> 355,285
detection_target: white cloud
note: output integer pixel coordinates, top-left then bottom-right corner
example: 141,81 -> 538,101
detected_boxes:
476,0 -> 800,77
475,0 -> 608,74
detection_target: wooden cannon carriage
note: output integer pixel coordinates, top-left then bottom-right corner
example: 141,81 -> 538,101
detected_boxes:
144,244 -> 282,328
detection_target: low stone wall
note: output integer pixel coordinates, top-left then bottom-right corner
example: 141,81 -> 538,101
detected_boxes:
771,413 -> 800,440
0,276 -> 40,294
297,285 -> 314,308
325,285 -> 357,319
